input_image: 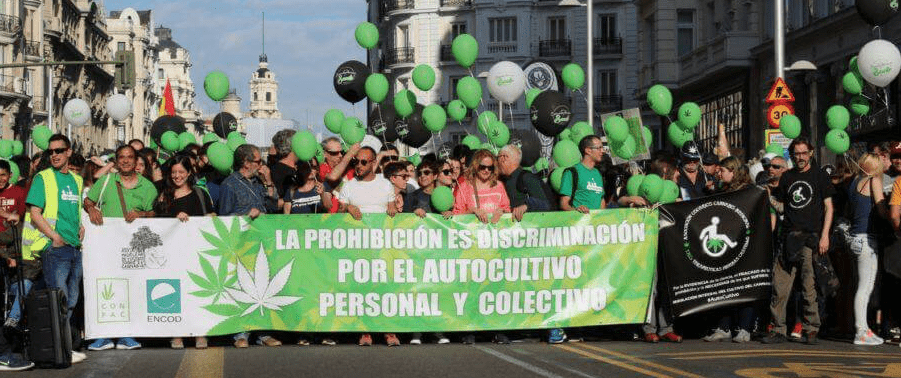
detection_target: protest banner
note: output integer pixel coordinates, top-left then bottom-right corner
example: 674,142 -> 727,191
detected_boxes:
82,209 -> 658,338
658,187 -> 773,317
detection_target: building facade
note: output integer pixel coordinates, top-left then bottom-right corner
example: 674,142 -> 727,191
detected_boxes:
248,53 -> 282,119
367,0 -> 639,153
107,8 -> 158,145
155,25 -> 202,131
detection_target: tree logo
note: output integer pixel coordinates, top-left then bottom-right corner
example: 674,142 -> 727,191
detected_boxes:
121,226 -> 165,269
682,201 -> 751,272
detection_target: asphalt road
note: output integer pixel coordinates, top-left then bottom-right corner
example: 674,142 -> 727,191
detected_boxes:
10,337 -> 901,378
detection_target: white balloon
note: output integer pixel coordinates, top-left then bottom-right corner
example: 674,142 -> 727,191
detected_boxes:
487,61 -> 526,104
106,94 -> 132,122
63,98 -> 91,127
858,39 -> 901,88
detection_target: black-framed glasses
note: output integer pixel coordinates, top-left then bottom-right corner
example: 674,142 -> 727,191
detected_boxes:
392,174 -> 410,180
49,147 -> 68,155
478,164 -> 494,172
769,164 -> 783,169
441,169 -> 453,176
385,155 -> 399,161
418,169 -> 434,176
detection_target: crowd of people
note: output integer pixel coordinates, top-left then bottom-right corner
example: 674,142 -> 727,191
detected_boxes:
0,126 -> 899,371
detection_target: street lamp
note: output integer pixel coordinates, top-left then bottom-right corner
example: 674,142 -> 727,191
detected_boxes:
558,0 -> 592,127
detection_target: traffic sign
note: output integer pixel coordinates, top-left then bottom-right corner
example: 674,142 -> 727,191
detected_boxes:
767,103 -> 795,128
766,77 -> 795,103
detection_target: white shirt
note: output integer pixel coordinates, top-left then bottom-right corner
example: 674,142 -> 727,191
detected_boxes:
337,176 -> 395,214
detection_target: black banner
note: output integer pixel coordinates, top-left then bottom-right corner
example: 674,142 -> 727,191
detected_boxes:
659,187 -> 773,317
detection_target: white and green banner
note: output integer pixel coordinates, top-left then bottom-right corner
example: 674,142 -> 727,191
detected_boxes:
83,209 -> 658,338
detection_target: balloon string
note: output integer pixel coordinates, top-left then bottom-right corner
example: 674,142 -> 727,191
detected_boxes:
376,104 -> 388,146
575,88 -> 609,139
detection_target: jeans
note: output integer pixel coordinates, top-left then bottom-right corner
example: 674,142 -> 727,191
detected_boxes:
850,233 -> 878,333
7,279 -> 45,322
41,245 -> 82,320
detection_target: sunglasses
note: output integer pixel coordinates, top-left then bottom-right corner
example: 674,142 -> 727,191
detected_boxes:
478,164 -> 494,172
768,164 -> 783,169
325,150 -> 344,156
418,169 -> 434,176
441,169 -> 453,175
49,147 -> 68,155
351,158 -> 373,166
392,174 -> 410,180
384,155 -> 399,161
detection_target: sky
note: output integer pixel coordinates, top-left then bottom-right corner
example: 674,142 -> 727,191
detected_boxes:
103,0 -> 369,134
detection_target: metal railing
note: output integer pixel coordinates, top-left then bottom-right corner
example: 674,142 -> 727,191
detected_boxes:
485,101 -> 518,112
0,75 -> 23,95
0,14 -> 20,34
594,95 -> 623,112
31,98 -> 46,112
385,47 -> 414,66
539,39 -> 571,57
23,40 -> 41,57
440,0 -> 471,6
593,37 -> 623,55
486,42 -> 516,54
380,0 -> 414,14
440,45 -> 454,62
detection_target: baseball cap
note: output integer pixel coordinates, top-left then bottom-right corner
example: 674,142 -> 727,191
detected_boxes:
890,141 -> 901,156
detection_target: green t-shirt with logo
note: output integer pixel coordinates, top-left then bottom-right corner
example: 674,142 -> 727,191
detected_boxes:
25,169 -> 82,247
560,163 -> 605,210
86,173 -> 158,217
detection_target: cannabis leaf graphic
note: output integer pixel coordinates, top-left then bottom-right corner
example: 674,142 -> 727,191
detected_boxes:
101,284 -> 114,301
706,238 -> 725,254
224,245 -> 301,317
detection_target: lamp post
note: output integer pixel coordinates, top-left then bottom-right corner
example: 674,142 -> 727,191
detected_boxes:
559,0 -> 592,127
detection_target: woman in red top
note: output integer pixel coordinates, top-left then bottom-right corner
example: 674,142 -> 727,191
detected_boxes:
452,150 -> 510,223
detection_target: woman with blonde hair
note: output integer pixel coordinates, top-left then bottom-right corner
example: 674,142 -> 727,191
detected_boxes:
452,149 -> 510,224
847,153 -> 889,345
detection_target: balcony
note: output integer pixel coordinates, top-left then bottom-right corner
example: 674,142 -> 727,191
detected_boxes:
380,0 -> 414,16
23,40 -> 41,59
30,98 -> 46,114
593,37 -> 623,56
538,39 -> 571,57
440,0 -> 471,6
0,75 -> 28,99
384,47 -> 414,67
594,95 -> 623,113
0,14 -> 20,36
440,44 -> 454,62
486,42 -> 516,54
486,101 -> 518,112
679,31 -> 759,87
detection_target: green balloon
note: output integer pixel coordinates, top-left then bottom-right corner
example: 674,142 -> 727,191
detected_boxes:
659,180 -> 680,204
0,141 -> 11,158
850,95 -> 870,115
849,56 -> 860,77
324,109 -> 345,134
354,22 -> 379,50
447,100 -> 468,122
365,73 -> 389,103
677,102 -> 702,129
456,76 -> 482,110
315,144 -> 324,163
525,88 -> 542,109
534,157 -> 549,172
641,126 -> 653,149
11,140 -> 22,156
487,120 -> 510,146
550,167 -> 565,194
451,34 -> 478,68
604,116 -> 629,143
766,143 -> 784,156
407,153 -> 422,167
638,174 -> 664,203
430,186 -> 454,212
667,122 -> 694,148
291,130 -> 318,161
826,105 -> 850,130
462,135 -> 481,149
226,131 -> 246,151
3,159 -> 18,183
340,117 -> 366,145
412,65 -> 436,91
570,121 -> 593,144
32,125 -> 51,150
477,111 -> 497,135
394,90 -> 417,118
422,104 -> 447,132
825,129 -> 850,154
207,142 -> 233,173
552,139 -> 580,168
202,133 -> 220,144
626,174 -> 645,197
613,135 -> 637,160
178,132 -> 197,151
559,128 -> 573,143
842,72 -> 864,95
204,71 -> 229,102
148,139 -> 157,150
161,131 -> 180,152
647,84 -> 673,116
779,114 -> 802,139
561,63 -> 585,90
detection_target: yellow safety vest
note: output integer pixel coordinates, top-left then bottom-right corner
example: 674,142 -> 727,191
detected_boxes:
22,168 -> 83,260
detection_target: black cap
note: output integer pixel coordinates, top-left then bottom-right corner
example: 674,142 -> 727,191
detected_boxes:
702,152 -> 718,165
680,141 -> 701,160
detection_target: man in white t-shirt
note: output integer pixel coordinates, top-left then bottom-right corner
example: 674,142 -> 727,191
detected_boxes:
337,146 -> 397,220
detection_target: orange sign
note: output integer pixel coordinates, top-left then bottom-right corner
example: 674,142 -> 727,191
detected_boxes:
766,77 -> 795,103
767,103 -> 795,128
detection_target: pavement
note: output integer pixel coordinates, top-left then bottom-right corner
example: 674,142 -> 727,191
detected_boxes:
10,336 -> 901,378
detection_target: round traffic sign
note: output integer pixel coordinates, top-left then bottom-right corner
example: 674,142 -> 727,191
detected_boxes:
767,103 -> 795,128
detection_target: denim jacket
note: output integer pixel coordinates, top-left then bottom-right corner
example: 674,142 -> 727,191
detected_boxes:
218,172 -> 277,216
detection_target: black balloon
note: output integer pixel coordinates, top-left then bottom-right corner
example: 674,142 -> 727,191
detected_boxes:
212,112 -> 238,138
368,105 -> 398,143
509,129 -> 541,167
333,60 -> 370,104
529,91 -> 572,137
396,104 -> 430,149
856,0 -> 899,25
151,115 -> 186,144
436,142 -> 453,160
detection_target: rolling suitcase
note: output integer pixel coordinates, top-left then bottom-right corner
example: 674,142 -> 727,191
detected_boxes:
26,289 -> 71,369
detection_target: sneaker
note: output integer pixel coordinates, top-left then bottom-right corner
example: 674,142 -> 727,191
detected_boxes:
116,337 -> 142,350
437,336 -> 450,344
71,351 -> 86,364
410,332 -> 422,345
358,334 -> 372,346
0,353 -> 33,371
195,337 -> 208,349
297,339 -> 311,346
170,338 -> 184,349
761,332 -> 786,344
88,338 -> 115,351
493,333 -> 511,344
386,334 -> 401,347
321,338 -> 337,346
3,317 -> 17,329
256,335 -> 282,347
802,331 -> 818,345
854,329 -> 884,346
462,334 -> 475,345
234,338 -> 249,348
790,323 -> 803,340
548,328 -> 567,344
660,332 -> 683,343
703,328 -> 731,342
732,330 -> 751,343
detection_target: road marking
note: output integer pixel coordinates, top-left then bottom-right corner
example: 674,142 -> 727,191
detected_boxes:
555,344 -> 672,378
509,347 -> 601,378
572,344 -> 704,378
174,347 -> 223,378
659,349 -> 901,360
475,346 -> 567,378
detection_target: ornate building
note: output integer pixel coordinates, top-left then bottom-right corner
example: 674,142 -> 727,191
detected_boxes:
107,8 -> 158,144
155,25 -> 202,131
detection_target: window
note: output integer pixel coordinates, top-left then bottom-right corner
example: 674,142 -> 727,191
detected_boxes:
397,25 -> 410,48
158,68 -> 164,79
117,42 -> 125,51
643,16 -> 655,62
489,18 -> 517,43
448,76 -> 463,99
677,9 -> 695,56
266,92 -> 271,102
450,22 -> 466,39
598,14 -> 616,41
254,92 -> 258,101
548,17 -> 565,40
598,70 -> 617,96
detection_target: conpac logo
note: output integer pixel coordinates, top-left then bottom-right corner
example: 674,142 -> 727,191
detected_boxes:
682,201 -> 751,272
96,278 -> 129,323
121,226 -> 166,269
787,181 -> 813,209
146,279 -> 181,314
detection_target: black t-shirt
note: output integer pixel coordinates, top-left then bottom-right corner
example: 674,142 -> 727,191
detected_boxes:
269,162 -> 297,199
154,187 -> 214,217
776,166 -> 834,233
403,188 -> 433,213
284,188 -> 321,214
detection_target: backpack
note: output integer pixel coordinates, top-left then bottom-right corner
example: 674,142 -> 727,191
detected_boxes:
515,170 -> 559,211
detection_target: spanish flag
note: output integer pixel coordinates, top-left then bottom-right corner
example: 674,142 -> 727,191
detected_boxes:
159,78 -> 176,116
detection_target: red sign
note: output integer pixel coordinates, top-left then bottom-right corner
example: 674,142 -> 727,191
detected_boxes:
767,103 -> 795,128
766,77 -> 795,103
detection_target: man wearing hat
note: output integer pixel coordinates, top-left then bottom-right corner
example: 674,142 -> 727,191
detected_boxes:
888,141 -> 901,180
676,142 -> 710,201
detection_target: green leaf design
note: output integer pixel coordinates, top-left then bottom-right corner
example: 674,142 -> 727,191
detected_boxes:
188,272 -> 213,291
190,289 -> 217,298
202,304 -> 242,317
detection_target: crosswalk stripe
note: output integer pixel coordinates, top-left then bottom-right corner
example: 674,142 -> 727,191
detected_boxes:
174,347 -> 223,378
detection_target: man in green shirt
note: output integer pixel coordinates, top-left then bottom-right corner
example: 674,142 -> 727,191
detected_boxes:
559,135 -> 606,212
82,145 -> 156,351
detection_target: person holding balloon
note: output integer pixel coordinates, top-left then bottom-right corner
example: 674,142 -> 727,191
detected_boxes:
319,137 -> 358,213
559,135 -> 607,213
